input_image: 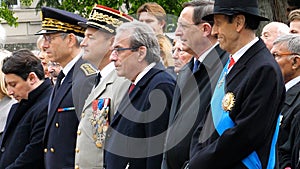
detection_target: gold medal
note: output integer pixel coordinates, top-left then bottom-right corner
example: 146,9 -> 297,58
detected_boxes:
222,92 -> 235,111
96,141 -> 102,148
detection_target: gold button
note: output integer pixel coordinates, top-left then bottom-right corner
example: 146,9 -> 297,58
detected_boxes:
77,130 -> 81,135
44,148 -> 47,153
55,123 -> 59,128
75,165 -> 79,169
81,113 -> 85,118
75,148 -> 79,153
50,148 -> 55,153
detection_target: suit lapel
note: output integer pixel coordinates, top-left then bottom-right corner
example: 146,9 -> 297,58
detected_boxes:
226,39 -> 266,86
45,68 -> 73,132
110,63 -> 165,125
285,82 -> 300,106
82,71 -> 115,111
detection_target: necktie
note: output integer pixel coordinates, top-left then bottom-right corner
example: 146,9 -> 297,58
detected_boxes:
128,83 -> 135,93
56,71 -> 65,89
94,72 -> 102,86
52,71 -> 65,98
193,60 -> 201,73
228,55 -> 235,69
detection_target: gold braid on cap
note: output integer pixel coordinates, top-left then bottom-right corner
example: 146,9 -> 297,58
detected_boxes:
42,18 -> 85,34
89,9 -> 124,27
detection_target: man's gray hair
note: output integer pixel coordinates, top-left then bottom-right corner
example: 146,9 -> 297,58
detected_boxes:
116,21 -> 161,63
274,34 -> 300,54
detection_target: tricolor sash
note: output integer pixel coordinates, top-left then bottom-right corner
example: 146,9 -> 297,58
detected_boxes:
210,60 -> 280,169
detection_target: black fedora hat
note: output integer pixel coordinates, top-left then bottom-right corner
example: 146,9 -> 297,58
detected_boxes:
78,4 -> 133,35
35,7 -> 87,37
202,0 -> 269,21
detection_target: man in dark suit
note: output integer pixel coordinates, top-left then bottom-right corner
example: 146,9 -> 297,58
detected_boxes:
35,7 -> 97,169
162,1 -> 228,169
187,0 -> 285,168
271,34 -> 300,169
0,49 -> 52,169
104,21 -> 175,169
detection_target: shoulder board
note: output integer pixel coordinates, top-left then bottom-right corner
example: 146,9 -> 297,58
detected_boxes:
80,63 -> 97,76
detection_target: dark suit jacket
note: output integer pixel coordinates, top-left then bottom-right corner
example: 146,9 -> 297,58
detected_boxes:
104,62 -> 175,169
278,82 -> 300,169
189,39 -> 285,169
0,79 -> 52,169
72,58 -> 97,117
44,58 -> 95,169
162,45 -> 228,169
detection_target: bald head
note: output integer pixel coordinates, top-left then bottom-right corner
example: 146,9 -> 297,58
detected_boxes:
261,22 -> 290,50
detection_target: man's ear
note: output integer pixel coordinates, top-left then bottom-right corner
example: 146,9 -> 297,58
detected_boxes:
137,46 -> 147,62
235,15 -> 246,33
292,56 -> 300,70
201,23 -> 212,36
27,72 -> 37,85
160,20 -> 166,31
109,36 -> 115,46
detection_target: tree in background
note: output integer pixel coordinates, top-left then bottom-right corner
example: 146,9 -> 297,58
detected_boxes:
0,0 -> 293,31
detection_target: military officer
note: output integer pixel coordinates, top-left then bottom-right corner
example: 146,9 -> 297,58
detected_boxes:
35,7 -> 97,169
74,4 -> 132,169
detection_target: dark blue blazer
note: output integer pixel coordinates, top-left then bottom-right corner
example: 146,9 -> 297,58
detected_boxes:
44,58 -> 95,169
189,39 -> 285,169
0,79 -> 52,169
278,81 -> 300,169
162,44 -> 228,169
104,62 -> 175,169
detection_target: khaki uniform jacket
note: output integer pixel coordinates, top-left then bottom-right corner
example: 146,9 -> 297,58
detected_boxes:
75,70 -> 130,169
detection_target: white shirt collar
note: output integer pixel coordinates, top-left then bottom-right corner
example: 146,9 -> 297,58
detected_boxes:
62,50 -> 83,76
285,75 -> 300,92
228,37 -> 259,73
99,62 -> 115,82
195,42 -> 219,63
133,62 -> 156,85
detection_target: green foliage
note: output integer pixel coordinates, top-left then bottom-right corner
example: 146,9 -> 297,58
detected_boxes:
1,0 -> 189,28
21,0 -> 33,7
0,2 -> 18,27
36,0 -> 188,19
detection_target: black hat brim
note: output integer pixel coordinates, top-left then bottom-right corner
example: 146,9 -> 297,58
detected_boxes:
35,29 -> 59,35
202,11 -> 269,21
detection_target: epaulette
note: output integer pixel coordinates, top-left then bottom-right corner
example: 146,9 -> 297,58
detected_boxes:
80,63 -> 97,76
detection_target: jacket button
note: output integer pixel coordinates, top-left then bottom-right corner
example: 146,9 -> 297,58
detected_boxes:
75,148 -> 79,153
75,165 -> 79,169
1,147 -> 5,152
81,112 -> 85,118
50,148 -> 55,153
55,123 -> 59,128
44,148 -> 48,153
77,130 -> 81,135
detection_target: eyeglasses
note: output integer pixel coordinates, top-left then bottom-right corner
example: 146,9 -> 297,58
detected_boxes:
43,34 -> 63,43
177,22 -> 197,30
272,52 -> 300,59
111,47 -> 139,56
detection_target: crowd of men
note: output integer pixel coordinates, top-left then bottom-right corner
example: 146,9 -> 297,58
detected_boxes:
0,0 -> 300,169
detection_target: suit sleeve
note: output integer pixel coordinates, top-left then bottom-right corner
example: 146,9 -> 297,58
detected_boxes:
6,108 -> 47,169
189,66 -> 284,169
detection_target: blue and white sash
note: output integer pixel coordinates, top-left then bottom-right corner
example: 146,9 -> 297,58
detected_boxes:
210,60 -> 279,169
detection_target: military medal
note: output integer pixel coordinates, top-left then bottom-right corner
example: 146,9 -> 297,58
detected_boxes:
222,92 -> 235,111
90,98 -> 111,148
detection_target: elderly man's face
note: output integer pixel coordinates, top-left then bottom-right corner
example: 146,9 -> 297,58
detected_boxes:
110,31 -> 140,81
271,42 -> 300,83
